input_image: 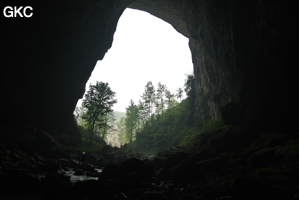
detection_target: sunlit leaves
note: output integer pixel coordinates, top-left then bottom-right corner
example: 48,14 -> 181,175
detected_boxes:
82,81 -> 117,143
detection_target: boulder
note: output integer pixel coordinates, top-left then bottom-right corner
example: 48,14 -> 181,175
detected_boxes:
171,160 -> 202,182
234,177 -> 294,200
85,152 -> 97,164
150,156 -> 166,171
44,173 -> 71,186
95,159 -> 105,168
118,170 -> 142,190
221,101 -> 244,126
207,130 -> 242,153
33,131 -> 61,150
119,158 -> 155,181
187,149 -> 212,162
38,159 -> 60,173
163,152 -> 188,169
1,172 -> 41,194
247,148 -> 276,168
101,163 -> 121,179
141,191 -> 170,200
196,157 -> 227,172
74,168 -> 85,176
73,180 -> 123,200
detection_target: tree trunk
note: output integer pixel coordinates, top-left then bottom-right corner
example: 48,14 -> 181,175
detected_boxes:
89,120 -> 95,144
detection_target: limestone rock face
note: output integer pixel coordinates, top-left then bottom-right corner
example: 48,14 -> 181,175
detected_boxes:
1,0 -> 298,134
1,0 -> 131,131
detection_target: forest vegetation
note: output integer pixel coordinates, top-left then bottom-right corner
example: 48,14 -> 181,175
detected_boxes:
75,75 -> 226,155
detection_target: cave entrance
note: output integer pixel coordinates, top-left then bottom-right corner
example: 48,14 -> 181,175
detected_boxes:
76,8 -> 193,149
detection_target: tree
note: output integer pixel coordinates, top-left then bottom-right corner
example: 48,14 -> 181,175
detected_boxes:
125,100 -> 139,144
184,74 -> 194,97
117,117 -> 127,146
176,87 -> 183,103
165,89 -> 175,109
137,100 -> 146,130
155,82 -> 166,117
82,81 -> 117,144
141,81 -> 155,121
74,106 -> 88,127
99,111 -> 116,139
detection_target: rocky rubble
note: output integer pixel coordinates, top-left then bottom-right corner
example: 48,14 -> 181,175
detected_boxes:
1,126 -> 299,200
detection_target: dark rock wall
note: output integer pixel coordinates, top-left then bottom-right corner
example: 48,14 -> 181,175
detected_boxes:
1,0 -> 298,134
130,0 -> 299,130
231,1 -> 299,130
1,0 -> 130,132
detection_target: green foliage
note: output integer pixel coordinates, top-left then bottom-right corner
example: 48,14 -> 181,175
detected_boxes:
76,81 -> 117,144
118,75 -> 204,155
184,74 -> 194,97
113,111 -> 126,121
275,138 -> 299,155
83,81 -> 117,143
141,81 -> 156,120
246,132 -> 286,151
133,98 -> 194,154
246,132 -> 299,163
61,137 -> 106,154
247,147 -> 277,163
199,119 -> 226,134
125,100 -> 139,144
254,167 -> 284,175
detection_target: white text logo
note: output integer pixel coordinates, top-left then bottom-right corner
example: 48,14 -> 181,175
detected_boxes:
3,6 -> 33,18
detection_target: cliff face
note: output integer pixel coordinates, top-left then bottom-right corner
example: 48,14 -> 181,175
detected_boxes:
1,0 -> 298,133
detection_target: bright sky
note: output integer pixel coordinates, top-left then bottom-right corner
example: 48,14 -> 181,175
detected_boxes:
76,8 -> 193,112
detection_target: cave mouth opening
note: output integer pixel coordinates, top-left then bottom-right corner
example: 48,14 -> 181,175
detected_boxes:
76,8 -> 194,148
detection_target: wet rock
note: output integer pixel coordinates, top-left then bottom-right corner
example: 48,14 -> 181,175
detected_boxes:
32,153 -> 45,163
196,157 -> 227,172
1,172 -> 41,194
10,152 -> 23,162
187,149 -> 212,162
73,180 -> 124,200
50,149 -> 69,159
150,156 -> 166,171
234,177 -> 294,200
19,162 -> 40,172
59,158 -> 70,168
85,152 -> 97,164
180,196 -> 201,200
215,196 -> 233,200
101,163 -> 121,179
33,130 -> 61,150
95,158 -> 105,168
74,168 -> 85,176
269,174 -> 297,184
80,164 -> 95,172
163,152 -> 188,169
38,159 -> 61,173
172,160 -> 202,182
141,191 -> 170,200
284,165 -> 299,177
119,170 -> 142,190
247,148 -> 276,168
69,159 -> 80,168
42,173 -> 71,188
208,130 -> 242,153
120,158 -> 155,181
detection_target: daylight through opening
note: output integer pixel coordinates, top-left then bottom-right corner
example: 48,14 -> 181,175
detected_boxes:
75,8 -> 193,153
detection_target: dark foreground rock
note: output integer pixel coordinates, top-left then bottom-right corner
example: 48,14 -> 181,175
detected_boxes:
1,127 -> 299,200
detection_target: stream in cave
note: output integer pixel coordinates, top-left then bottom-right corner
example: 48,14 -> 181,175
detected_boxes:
57,168 -> 102,184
